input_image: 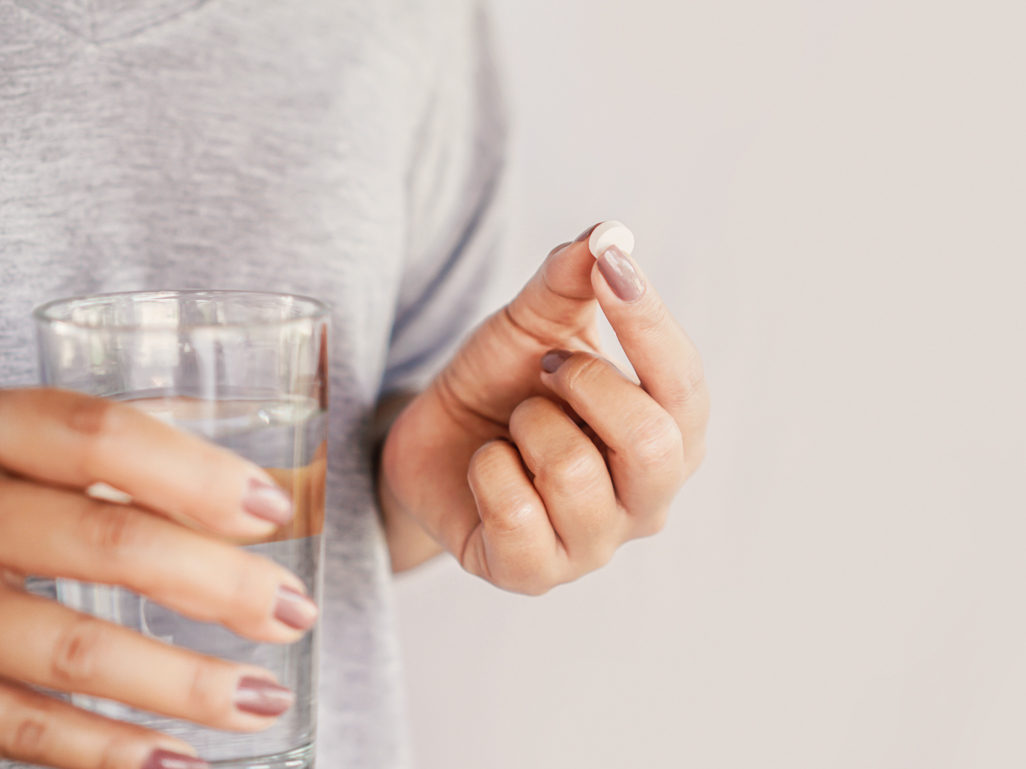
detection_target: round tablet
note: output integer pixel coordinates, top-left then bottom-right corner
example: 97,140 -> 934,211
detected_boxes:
588,221 -> 635,258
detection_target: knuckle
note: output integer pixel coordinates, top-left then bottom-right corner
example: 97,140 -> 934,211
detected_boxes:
629,414 -> 684,469
0,688 -> 66,763
67,397 -> 125,477
634,299 -> 673,338
186,657 -> 229,722
480,493 -> 537,536
673,353 -> 709,414
79,499 -> 147,562
227,555 -> 277,632
561,354 -> 608,394
539,447 -> 601,494
9,714 -> 47,760
67,395 -> 121,440
51,615 -> 106,687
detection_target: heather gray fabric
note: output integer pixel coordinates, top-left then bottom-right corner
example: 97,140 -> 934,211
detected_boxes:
0,1 -> 506,766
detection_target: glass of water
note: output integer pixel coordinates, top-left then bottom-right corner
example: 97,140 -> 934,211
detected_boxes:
33,290 -> 329,769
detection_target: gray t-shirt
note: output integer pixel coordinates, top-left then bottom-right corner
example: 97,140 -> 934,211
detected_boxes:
0,1 -> 506,766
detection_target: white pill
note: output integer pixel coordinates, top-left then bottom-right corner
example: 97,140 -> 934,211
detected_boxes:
588,221 -> 635,258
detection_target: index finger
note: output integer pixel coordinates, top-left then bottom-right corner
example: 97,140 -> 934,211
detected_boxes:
0,388 -> 293,538
588,240 -> 710,457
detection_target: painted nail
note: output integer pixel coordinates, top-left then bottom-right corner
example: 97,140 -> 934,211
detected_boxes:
541,350 -> 573,373
575,222 -> 601,242
234,676 -> 295,717
242,477 -> 293,525
274,586 -> 318,631
142,749 -> 209,769
597,245 -> 645,303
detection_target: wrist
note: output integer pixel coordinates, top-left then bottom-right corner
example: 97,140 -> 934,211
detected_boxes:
377,464 -> 443,572
373,392 -> 444,573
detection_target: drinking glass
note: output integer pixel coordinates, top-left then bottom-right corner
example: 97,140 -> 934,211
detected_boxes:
32,290 -> 329,769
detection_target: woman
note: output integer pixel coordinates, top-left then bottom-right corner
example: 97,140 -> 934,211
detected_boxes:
0,1 -> 709,767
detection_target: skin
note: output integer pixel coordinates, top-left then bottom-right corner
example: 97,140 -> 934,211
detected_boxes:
0,229 -> 709,768
0,390 -> 312,767
379,233 -> 709,589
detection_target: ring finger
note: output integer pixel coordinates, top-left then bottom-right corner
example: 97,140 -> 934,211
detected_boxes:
508,396 -> 621,571
0,475 -> 317,644
0,586 -> 294,732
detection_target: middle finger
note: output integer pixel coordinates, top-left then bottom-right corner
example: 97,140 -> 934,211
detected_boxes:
539,350 -> 686,527
0,475 -> 317,643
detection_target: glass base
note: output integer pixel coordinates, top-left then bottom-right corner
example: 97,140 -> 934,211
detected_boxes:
209,742 -> 314,769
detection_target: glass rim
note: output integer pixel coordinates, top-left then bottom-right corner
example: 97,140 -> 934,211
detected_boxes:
33,289 -> 330,332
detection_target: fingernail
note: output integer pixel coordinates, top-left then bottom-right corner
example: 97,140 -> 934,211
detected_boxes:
597,245 -> 645,303
541,349 -> 573,373
242,477 -> 293,525
575,222 -> 601,242
234,676 -> 295,717
274,585 -> 318,631
142,749 -> 209,769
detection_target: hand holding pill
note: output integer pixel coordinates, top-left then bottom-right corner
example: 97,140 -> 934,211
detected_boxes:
379,221 -> 710,592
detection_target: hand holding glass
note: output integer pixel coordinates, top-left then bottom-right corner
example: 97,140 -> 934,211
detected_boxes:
0,291 -> 329,769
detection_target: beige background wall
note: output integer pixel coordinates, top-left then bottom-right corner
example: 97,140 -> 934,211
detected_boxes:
393,1 -> 1025,766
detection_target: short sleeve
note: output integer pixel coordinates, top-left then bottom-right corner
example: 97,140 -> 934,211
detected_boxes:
379,3 -> 508,396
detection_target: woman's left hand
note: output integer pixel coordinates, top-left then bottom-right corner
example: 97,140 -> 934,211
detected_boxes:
379,223 -> 710,593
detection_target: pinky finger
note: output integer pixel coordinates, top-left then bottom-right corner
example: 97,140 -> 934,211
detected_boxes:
464,439 -> 564,596
0,678 -> 205,769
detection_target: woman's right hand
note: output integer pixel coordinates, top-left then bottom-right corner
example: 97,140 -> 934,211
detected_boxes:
0,388 -> 319,769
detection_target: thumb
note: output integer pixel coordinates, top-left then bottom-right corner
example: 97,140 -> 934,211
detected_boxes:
505,226 -> 603,341
431,224 -> 608,424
